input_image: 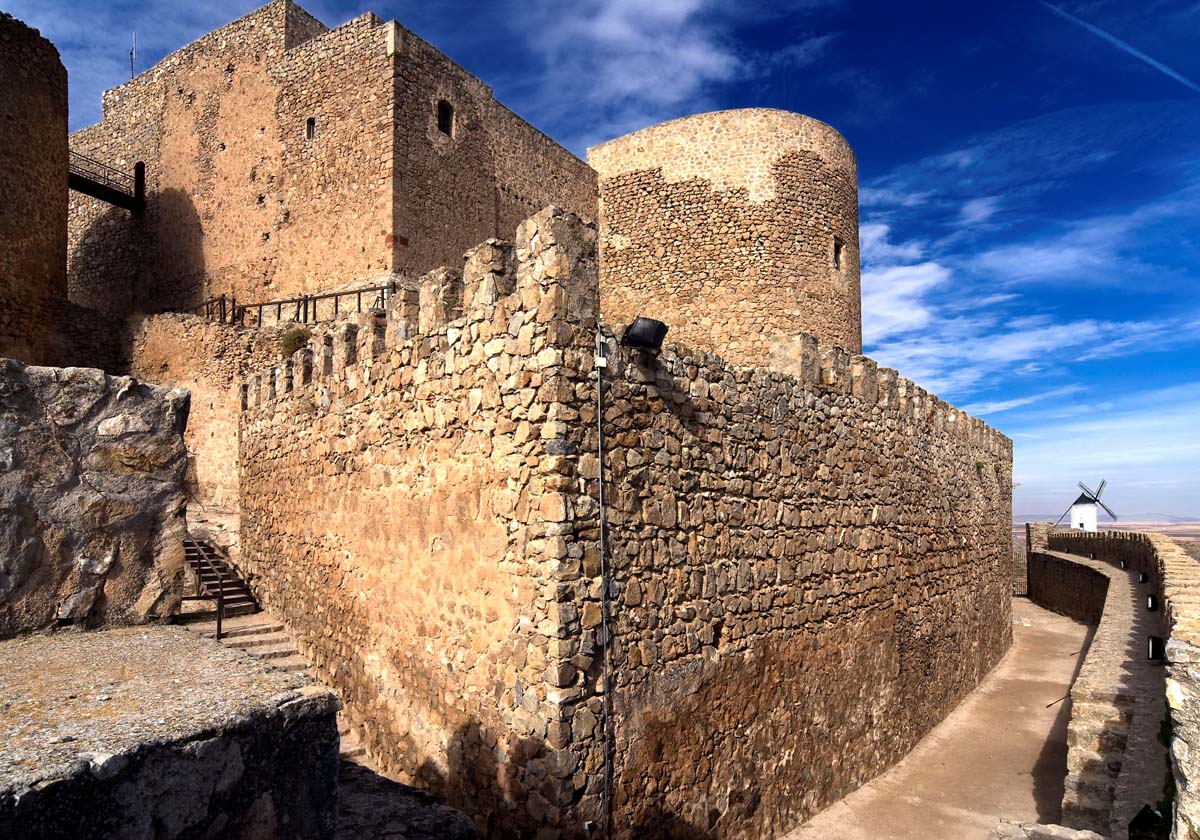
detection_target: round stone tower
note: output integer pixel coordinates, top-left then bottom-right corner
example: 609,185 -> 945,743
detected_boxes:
588,108 -> 860,366
0,12 -> 69,365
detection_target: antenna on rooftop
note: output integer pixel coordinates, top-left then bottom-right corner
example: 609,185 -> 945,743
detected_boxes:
130,32 -> 136,79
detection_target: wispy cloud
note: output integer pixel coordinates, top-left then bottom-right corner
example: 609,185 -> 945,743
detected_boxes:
961,384 -> 1083,416
959,196 -> 1000,225
514,0 -> 836,152
1039,1 -> 1200,95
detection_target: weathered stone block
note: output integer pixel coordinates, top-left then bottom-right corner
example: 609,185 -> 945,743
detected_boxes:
0,359 -> 188,637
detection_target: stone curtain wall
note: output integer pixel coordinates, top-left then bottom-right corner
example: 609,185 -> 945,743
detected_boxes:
126,314 -> 286,547
588,109 -> 861,367
1026,551 -> 1109,624
66,0 -> 596,319
238,209 -> 602,837
0,13 -> 68,366
239,205 -> 1012,837
0,359 -> 189,637
1047,530 -> 1200,840
585,334 -> 1012,837
386,21 -> 597,276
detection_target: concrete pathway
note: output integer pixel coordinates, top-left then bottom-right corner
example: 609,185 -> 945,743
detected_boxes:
784,598 -> 1091,840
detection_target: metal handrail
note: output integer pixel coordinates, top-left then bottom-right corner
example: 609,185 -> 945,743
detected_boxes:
182,539 -> 227,640
185,281 -> 398,328
69,151 -> 137,194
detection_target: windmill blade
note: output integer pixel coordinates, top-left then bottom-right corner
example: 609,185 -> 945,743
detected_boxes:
1053,505 -> 1072,527
1078,481 -> 1097,499
1097,499 -> 1118,520
1096,479 -> 1107,498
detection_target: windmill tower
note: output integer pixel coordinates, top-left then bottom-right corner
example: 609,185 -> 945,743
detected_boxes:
1055,480 -> 1118,532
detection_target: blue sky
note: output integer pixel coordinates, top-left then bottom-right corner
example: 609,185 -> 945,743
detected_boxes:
11,0 -> 1200,519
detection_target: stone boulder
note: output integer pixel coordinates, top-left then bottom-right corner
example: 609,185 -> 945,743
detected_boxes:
0,359 -> 189,636
989,820 -> 1108,840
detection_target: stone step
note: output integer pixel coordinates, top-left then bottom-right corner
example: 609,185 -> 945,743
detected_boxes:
248,644 -> 301,660
227,633 -> 291,650
272,655 -> 311,673
340,743 -> 366,760
181,603 -> 259,620
198,622 -> 284,639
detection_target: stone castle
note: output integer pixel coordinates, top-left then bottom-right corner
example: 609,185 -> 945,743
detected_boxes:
1,2 -> 1014,838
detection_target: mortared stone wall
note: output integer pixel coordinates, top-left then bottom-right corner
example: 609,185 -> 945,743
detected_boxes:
65,0 -> 596,318
589,108 -> 861,367
237,207 -> 1012,838
0,13 -> 68,366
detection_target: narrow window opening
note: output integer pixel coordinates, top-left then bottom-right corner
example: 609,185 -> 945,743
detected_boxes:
437,100 -> 454,136
832,236 -> 844,270
305,117 -> 317,141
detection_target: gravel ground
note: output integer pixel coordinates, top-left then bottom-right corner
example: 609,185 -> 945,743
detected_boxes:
0,625 -> 331,791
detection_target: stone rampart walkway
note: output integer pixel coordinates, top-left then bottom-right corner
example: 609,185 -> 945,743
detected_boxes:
784,599 -> 1089,840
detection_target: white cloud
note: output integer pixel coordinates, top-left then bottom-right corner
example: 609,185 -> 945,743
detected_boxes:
518,0 -> 787,151
859,186 -> 931,208
859,222 -> 924,266
860,261 -> 950,344
961,385 -> 1083,416
959,196 -> 1000,225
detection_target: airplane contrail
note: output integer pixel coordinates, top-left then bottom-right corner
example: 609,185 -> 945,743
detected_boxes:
1039,1 -> 1200,95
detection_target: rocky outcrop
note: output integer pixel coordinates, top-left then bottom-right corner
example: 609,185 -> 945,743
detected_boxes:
0,358 -> 189,636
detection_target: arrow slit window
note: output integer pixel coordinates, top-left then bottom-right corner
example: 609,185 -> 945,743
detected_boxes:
437,100 -> 454,137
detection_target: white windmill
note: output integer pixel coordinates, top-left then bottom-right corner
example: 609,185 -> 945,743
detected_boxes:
1054,480 -> 1118,532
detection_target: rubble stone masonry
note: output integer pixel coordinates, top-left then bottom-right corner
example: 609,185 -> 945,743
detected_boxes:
0,14 -> 68,366
591,324 -> 1012,836
589,109 -> 862,367
238,209 -> 1012,837
66,0 -> 595,317
239,208 -> 601,837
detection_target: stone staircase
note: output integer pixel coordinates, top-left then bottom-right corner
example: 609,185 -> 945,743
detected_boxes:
182,538 -> 259,618
182,611 -> 366,763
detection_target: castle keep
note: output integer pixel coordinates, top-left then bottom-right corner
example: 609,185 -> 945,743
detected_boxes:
66,0 -> 596,317
1,2 -> 1014,838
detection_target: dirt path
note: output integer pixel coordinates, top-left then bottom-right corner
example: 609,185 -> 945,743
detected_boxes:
783,598 -> 1090,840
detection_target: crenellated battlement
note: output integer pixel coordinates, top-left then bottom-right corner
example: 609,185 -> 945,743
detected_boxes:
238,211 -> 1010,462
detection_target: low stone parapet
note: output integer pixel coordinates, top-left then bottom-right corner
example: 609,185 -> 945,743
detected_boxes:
0,626 -> 340,839
1047,530 -> 1200,840
1027,548 -> 1166,836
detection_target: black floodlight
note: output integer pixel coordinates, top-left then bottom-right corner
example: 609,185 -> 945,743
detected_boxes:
1139,572 -> 1149,584
1147,593 -> 1159,612
1148,635 -> 1166,661
1089,552 -> 1096,559
620,316 -> 668,354
1120,559 -> 1128,570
